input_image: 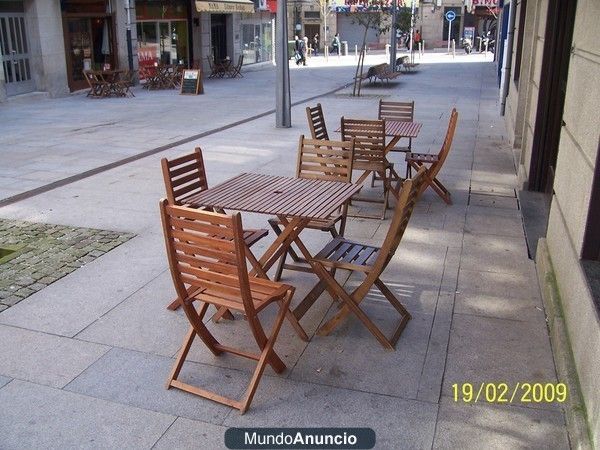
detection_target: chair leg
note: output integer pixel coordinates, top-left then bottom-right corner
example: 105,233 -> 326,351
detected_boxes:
167,296 -> 292,414
268,218 -> 301,263
313,265 -> 410,349
429,177 -> 452,205
380,171 -> 389,220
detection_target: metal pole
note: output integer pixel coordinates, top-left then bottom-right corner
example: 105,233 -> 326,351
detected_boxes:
447,20 -> 452,54
389,0 -> 397,69
323,0 -> 328,61
276,0 -> 291,127
408,0 -> 415,64
125,0 -> 134,71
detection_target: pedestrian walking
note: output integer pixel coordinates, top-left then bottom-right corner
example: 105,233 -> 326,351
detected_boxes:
294,35 -> 306,66
331,33 -> 341,56
313,34 -> 319,56
303,35 -> 309,58
414,30 -> 421,51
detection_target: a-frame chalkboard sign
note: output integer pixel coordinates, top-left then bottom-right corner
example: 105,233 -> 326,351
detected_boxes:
180,70 -> 203,95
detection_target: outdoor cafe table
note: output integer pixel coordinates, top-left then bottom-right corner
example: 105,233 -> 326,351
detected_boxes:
183,172 -> 362,319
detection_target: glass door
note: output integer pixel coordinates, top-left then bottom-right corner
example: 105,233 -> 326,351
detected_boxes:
137,20 -> 188,66
0,12 -> 34,96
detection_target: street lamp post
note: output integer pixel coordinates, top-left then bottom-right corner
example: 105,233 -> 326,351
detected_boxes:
389,0 -> 397,69
276,0 -> 291,127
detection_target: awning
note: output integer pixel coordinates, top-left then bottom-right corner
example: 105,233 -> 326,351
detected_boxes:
195,0 -> 255,14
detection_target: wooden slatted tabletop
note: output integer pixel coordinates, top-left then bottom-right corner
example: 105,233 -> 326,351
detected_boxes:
335,120 -> 422,138
185,173 -> 362,220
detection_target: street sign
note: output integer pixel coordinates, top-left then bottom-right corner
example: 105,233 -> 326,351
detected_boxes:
445,10 -> 456,22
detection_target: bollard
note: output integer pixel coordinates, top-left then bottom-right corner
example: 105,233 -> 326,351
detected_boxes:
385,44 -> 390,58
355,44 -> 358,60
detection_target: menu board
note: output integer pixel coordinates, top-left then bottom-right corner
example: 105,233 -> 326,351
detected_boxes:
180,70 -> 203,95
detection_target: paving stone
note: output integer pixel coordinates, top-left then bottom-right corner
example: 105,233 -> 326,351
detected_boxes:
0,380 -> 175,450
442,314 -> 561,411
460,234 -> 531,275
153,417 -> 228,449
455,269 -> 545,323
465,212 -> 525,237
0,324 -> 109,388
223,376 -> 438,449
66,347 -> 243,425
433,398 -> 568,449
0,375 -> 10,388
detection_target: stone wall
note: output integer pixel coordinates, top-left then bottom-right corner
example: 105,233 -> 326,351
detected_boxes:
545,0 -> 600,444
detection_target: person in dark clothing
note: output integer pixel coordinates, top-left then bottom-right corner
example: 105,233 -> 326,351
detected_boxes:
295,35 -> 307,66
313,34 -> 320,56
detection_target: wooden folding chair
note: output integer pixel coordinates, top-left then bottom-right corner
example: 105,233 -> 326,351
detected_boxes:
341,117 -> 393,220
162,148 -> 269,310
371,100 -> 415,187
378,100 -> 414,153
306,103 -> 330,140
227,55 -> 244,78
160,201 -> 308,414
83,70 -> 108,98
268,135 -> 355,281
405,108 -> 458,205
308,167 -> 427,349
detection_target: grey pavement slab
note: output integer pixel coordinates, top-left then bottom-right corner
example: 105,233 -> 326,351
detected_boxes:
289,294 -> 434,399
0,234 -> 166,337
460,233 -> 532,275
75,270 -> 188,357
66,347 -> 244,425
464,210 -> 525,237
153,417 -> 228,450
455,269 -> 546,323
443,313 -> 561,411
433,398 -> 569,449
0,379 -> 175,450
223,376 -> 438,449
469,193 -> 519,210
0,324 -> 109,388
0,375 -> 11,389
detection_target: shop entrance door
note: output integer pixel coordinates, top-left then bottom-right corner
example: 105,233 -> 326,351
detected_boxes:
0,12 -> 34,96
211,14 -> 228,61
64,16 -> 115,92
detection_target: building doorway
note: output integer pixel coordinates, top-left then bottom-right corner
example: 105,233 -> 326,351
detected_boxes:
137,20 -> 188,66
61,0 -> 116,92
211,14 -> 228,61
0,3 -> 34,96
304,24 -> 319,52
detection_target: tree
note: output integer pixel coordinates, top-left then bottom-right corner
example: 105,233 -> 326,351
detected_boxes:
346,6 -> 391,96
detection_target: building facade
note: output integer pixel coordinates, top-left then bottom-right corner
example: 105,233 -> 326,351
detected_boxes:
0,0 -> 274,102
501,0 -> 600,445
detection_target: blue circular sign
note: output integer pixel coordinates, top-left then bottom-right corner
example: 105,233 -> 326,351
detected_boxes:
445,10 -> 456,21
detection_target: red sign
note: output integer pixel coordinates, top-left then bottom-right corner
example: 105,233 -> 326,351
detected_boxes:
266,0 -> 277,12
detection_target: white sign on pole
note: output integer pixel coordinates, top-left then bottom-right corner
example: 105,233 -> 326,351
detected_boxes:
445,10 -> 456,54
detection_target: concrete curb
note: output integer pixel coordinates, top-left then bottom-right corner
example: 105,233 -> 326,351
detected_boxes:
536,238 -> 593,450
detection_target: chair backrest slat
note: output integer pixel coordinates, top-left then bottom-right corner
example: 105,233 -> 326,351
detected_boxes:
340,118 -> 386,166
160,201 -> 254,312
306,103 -> 330,140
296,135 -> 355,183
378,100 -> 414,122
429,108 -> 458,180
371,167 -> 428,274
162,147 -> 209,205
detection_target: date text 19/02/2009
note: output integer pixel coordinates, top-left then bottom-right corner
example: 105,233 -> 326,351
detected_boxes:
452,382 -> 568,404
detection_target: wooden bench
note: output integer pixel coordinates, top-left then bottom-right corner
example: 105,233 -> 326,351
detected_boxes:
396,56 -> 420,73
355,63 -> 401,84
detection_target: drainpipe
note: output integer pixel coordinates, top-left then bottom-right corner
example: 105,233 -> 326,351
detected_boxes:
499,0 -> 516,115
125,0 -> 134,71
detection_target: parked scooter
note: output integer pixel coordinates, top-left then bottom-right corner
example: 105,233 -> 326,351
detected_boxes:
462,37 -> 473,54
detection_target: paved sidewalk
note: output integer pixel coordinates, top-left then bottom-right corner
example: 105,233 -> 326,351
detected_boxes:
0,53 -> 570,449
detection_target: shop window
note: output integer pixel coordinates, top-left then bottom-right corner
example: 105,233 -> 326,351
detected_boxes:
240,14 -> 273,65
442,7 -> 461,42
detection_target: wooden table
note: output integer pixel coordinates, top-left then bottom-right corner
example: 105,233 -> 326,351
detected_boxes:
185,172 -> 362,319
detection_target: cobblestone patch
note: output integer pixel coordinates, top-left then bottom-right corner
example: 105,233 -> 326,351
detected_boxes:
0,219 -> 134,310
